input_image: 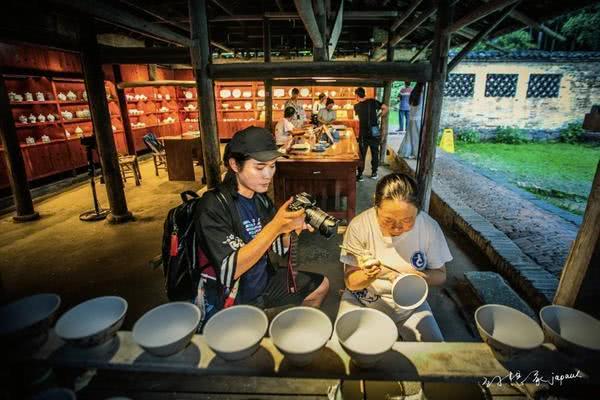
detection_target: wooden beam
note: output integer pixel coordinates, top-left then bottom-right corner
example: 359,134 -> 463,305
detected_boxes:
0,27 -> 80,53
294,0 -> 325,48
454,29 -> 507,52
554,162 -> 600,308
328,0 -> 344,59
208,62 -> 432,81
509,10 -> 566,42
379,28 -> 395,166
99,46 -> 191,65
264,18 -> 273,131
447,2 -> 519,73
209,11 -> 400,22
391,0 -> 424,32
190,0 -> 221,189
388,6 -> 437,47
51,0 -> 190,46
117,80 -> 196,89
272,79 -> 387,87
450,0 -> 519,33
80,23 -> 132,223
0,73 -> 39,222
416,0 -> 452,211
410,40 -> 433,63
313,0 -> 329,60
210,0 -> 234,16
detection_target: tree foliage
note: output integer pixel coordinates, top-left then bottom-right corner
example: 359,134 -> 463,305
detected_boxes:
560,5 -> 600,50
474,30 -> 536,51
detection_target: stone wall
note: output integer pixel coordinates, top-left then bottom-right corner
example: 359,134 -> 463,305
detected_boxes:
441,59 -> 600,135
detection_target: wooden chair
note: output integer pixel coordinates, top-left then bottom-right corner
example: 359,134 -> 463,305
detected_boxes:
118,154 -> 141,186
143,132 -> 167,176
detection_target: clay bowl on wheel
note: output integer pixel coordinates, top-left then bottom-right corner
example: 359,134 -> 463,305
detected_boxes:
335,308 -> 398,368
204,305 -> 268,361
269,307 -> 332,366
0,293 -> 61,351
391,274 -> 428,312
475,304 -> 544,360
539,305 -> 600,358
133,302 -> 201,357
55,296 -> 127,348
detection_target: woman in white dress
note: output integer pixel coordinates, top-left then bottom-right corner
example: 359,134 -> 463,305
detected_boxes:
398,83 -> 424,159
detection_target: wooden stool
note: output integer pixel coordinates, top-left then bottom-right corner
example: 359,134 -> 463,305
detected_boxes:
118,155 -> 141,186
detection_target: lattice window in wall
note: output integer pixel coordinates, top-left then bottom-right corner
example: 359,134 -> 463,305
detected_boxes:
527,74 -> 561,98
485,74 -> 518,97
444,73 -> 475,97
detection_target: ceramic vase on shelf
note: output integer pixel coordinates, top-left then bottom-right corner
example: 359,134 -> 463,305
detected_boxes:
18,115 -> 28,124
57,92 -> 67,101
66,91 -> 77,101
41,135 -> 51,143
25,136 -> 35,144
28,114 -> 37,123
25,92 -> 33,101
37,114 -> 46,123
36,92 -> 45,102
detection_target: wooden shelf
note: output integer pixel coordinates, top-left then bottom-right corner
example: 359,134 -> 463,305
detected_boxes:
15,121 -> 60,128
219,109 -> 254,112
11,101 -> 58,106
20,139 -> 67,147
177,98 -> 197,101
62,118 -> 91,124
58,100 -> 89,105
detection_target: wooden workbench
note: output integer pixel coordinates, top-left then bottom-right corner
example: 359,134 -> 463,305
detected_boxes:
161,132 -> 202,181
273,128 -> 359,222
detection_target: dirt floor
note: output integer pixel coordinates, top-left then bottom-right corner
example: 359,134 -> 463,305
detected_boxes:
1,153 -> 490,341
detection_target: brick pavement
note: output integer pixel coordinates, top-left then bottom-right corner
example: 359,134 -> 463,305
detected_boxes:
431,152 -> 578,278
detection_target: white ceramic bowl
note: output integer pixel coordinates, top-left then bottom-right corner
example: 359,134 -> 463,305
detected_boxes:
232,89 -> 242,98
269,307 -> 332,366
204,305 -> 268,361
475,304 -> 544,359
133,302 -> 201,357
335,308 -> 397,368
55,296 -> 127,347
0,293 -> 61,350
539,305 -> 600,357
391,274 -> 428,311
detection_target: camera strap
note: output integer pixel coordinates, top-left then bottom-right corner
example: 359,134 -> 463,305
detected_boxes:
287,231 -> 299,293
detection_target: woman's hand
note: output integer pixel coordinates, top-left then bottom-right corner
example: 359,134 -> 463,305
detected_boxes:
272,197 -> 307,235
357,255 -> 382,278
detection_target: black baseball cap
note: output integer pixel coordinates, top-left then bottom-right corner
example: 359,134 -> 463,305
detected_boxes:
225,126 -> 288,162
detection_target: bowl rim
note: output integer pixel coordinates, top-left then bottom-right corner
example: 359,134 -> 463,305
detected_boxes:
204,305 -> 268,353
334,308 -> 397,356
539,304 -> 600,351
269,306 -> 332,355
475,304 -> 544,350
55,296 -> 128,340
0,293 -> 61,336
132,302 -> 201,350
391,273 -> 429,311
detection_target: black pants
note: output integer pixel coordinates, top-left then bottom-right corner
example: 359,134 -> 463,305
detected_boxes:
358,136 -> 380,176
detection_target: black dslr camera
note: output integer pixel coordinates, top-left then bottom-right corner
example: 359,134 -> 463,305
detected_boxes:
288,192 -> 343,239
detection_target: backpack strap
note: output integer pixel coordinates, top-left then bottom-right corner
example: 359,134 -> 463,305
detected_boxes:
214,190 -> 241,308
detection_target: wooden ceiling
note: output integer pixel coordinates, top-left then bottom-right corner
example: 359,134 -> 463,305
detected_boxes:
0,0 -> 597,61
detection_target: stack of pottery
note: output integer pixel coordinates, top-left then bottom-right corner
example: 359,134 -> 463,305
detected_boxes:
66,91 -> 77,101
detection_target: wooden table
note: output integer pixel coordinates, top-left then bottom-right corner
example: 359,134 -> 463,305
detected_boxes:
274,128 -> 359,222
161,132 -> 202,181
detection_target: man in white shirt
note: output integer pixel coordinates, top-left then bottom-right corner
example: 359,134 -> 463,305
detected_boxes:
274,106 -> 296,147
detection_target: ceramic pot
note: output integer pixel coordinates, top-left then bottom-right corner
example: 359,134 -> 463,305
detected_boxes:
539,305 -> 600,358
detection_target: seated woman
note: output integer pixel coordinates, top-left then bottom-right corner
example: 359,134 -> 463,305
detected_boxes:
274,106 -> 296,148
198,126 -> 329,317
338,173 -> 452,341
317,98 -> 337,125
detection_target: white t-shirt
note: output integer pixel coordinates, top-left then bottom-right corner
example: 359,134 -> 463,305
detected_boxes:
340,207 -> 452,322
274,118 -> 295,145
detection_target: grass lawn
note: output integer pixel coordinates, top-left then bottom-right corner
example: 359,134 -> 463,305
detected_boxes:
454,142 -> 600,215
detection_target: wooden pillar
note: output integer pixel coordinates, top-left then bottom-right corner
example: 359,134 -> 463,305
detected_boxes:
80,23 -> 133,223
113,65 -> 136,155
415,0 -> 451,211
0,73 -> 39,222
379,25 -> 395,165
190,0 -> 221,189
554,162 -> 600,318
148,64 -> 157,81
263,17 -> 273,131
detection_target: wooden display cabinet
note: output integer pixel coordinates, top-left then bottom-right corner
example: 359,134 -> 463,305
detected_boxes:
124,85 -> 181,152
214,81 -> 265,139
176,86 -> 200,133
1,74 -> 125,188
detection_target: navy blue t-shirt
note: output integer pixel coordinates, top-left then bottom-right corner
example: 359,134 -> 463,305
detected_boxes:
235,194 -> 269,302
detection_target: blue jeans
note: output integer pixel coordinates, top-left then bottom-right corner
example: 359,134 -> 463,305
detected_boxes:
399,110 -> 409,131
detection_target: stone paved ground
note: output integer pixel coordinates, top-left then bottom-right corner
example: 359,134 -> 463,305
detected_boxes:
432,152 -> 578,278
388,135 -> 578,279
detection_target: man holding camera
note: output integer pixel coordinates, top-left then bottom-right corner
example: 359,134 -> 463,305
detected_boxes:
197,127 -> 329,313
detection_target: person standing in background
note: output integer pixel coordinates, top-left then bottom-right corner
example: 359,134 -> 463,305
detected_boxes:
398,82 -> 424,159
317,98 -> 337,125
311,93 -> 327,125
284,88 -> 306,128
354,87 -> 389,181
397,81 -> 412,133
